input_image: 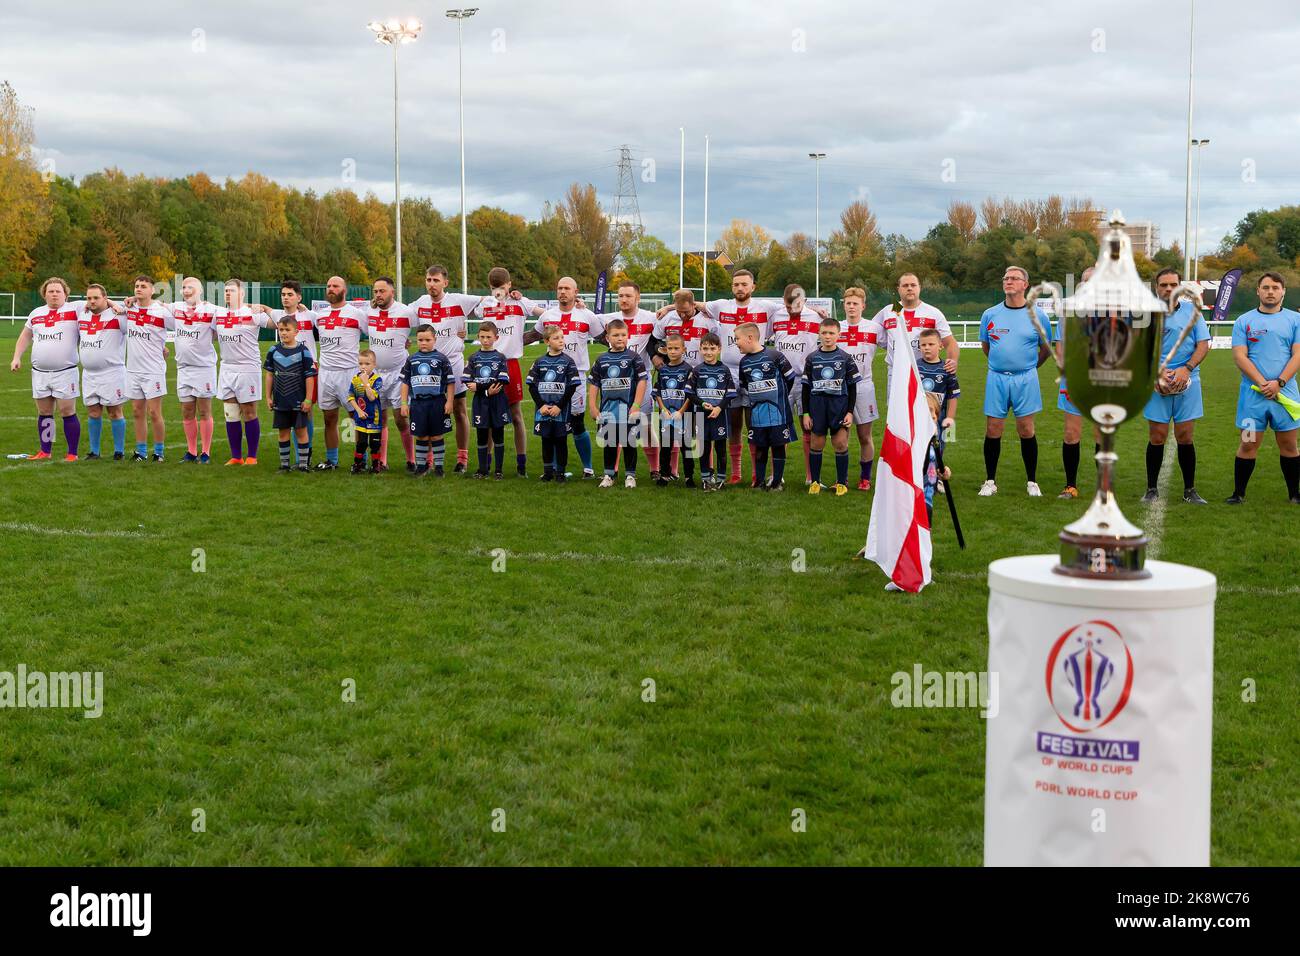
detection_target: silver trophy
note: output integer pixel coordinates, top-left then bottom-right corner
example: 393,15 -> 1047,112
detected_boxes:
1026,212 -> 1204,579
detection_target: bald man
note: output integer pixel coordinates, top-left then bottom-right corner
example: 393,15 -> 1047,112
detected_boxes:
167,277 -> 220,462
314,276 -> 370,470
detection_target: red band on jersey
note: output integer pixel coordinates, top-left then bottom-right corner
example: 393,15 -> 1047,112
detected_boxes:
416,304 -> 466,321
31,309 -> 78,328
319,311 -> 360,329
79,315 -> 122,333
215,314 -> 253,329
369,311 -> 410,332
127,310 -> 166,328
839,327 -> 877,346
543,314 -> 589,335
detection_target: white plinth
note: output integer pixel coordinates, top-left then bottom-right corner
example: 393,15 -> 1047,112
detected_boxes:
984,555 -> 1216,867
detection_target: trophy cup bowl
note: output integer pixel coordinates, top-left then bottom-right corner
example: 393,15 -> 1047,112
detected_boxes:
1054,211 -> 1169,579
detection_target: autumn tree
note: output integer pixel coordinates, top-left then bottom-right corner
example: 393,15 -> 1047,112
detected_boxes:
0,81 -> 50,287
946,201 -> 977,242
715,218 -> 772,263
558,183 -> 614,274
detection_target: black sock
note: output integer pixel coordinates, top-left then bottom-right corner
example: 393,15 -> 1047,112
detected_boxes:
623,443 -> 638,474
554,439 -> 568,474
983,436 -> 1001,481
1233,456 -> 1256,497
296,440 -> 310,463
1176,442 -> 1196,490
835,451 -> 849,486
1062,441 -> 1080,488
683,448 -> 695,479
1281,455 -> 1300,497
279,440 -> 291,465
771,446 -> 786,485
1020,435 -> 1038,482
1145,441 -> 1164,490
754,447 -> 768,484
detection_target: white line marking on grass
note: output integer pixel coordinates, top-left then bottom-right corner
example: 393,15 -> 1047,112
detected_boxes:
1145,441 -> 1175,560
0,521 -> 154,539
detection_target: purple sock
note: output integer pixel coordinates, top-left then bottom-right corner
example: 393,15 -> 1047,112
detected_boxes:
62,414 -> 80,457
244,419 -> 260,460
38,415 -> 53,453
226,420 -> 243,459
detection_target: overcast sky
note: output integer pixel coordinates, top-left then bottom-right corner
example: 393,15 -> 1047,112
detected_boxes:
5,1 -> 1299,257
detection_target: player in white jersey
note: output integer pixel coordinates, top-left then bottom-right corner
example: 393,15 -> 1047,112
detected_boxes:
769,284 -> 827,484
473,266 -> 545,476
122,275 -> 175,461
9,276 -> 83,460
871,272 -> 959,394
409,264 -> 482,473
214,278 -> 274,466
839,287 -> 883,490
164,276 -> 220,463
314,275 -> 370,470
361,276 -> 415,470
527,276 -> 604,477
251,279 -> 318,465
699,269 -> 785,484
77,283 -> 130,460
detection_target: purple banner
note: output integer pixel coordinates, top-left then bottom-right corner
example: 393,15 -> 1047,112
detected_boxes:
1211,268 -> 1242,324
595,270 -> 608,314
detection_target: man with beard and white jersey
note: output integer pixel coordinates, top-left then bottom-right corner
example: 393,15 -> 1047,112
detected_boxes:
360,276 -> 415,472
699,269 -> 786,485
473,266 -> 545,477
770,284 -> 825,484
839,287 -> 884,490
648,289 -> 717,479
314,275 -> 370,471
214,278 -> 274,466
9,276 -> 83,461
77,283 -> 130,460
526,276 -> 604,478
251,279 -> 318,466
409,264 -> 483,473
166,276 -> 219,463
122,275 -> 176,461
872,272 -> 959,396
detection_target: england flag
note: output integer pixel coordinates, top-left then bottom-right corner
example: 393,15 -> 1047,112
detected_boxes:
864,315 -> 936,592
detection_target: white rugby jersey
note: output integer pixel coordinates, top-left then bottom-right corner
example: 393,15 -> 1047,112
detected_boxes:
410,292 -> 480,362
597,308 -> 658,361
871,302 -> 952,366
533,307 -> 605,372
652,309 -> 718,367
213,306 -> 272,368
124,304 -> 175,376
769,309 -> 821,376
839,318 -> 883,382
168,300 -> 219,368
24,303 -> 81,372
360,302 -> 414,372
703,297 -> 783,368
268,308 -> 319,361
76,306 -> 128,372
474,295 -> 538,361
315,304 -> 369,371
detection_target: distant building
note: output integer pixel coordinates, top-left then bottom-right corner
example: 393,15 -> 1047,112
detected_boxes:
1086,210 -> 1160,258
688,250 -> 735,272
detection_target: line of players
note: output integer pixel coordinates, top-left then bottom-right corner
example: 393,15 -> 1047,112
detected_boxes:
10,264 -> 1300,502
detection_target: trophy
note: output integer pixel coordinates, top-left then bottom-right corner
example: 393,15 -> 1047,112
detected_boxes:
1026,211 -> 1203,579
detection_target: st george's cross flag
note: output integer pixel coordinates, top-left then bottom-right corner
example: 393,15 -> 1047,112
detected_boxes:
864,313 -> 937,592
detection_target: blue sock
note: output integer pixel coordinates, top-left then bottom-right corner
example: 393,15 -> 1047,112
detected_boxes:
136,441 -> 147,456
153,442 -> 165,458
516,453 -> 526,471
836,451 -> 849,486
327,446 -> 339,465
88,416 -> 103,454
293,417 -> 314,463
574,430 -> 593,471
809,451 -> 823,484
111,418 -> 126,454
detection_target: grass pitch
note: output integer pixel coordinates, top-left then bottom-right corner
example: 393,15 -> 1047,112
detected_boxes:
0,329 -> 1295,865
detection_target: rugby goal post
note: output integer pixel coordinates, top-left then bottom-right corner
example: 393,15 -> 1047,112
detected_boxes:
0,292 -> 16,321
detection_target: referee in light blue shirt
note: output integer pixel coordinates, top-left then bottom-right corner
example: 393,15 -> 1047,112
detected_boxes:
978,266 -> 1053,498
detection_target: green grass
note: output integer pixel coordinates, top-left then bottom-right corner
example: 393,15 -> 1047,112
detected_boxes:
0,329 -> 1295,865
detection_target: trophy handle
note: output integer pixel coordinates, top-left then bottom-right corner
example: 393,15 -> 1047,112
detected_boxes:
1026,282 -> 1064,372
1157,281 -> 1208,378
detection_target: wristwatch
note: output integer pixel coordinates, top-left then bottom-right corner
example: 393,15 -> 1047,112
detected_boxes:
1275,377 -> 1287,388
